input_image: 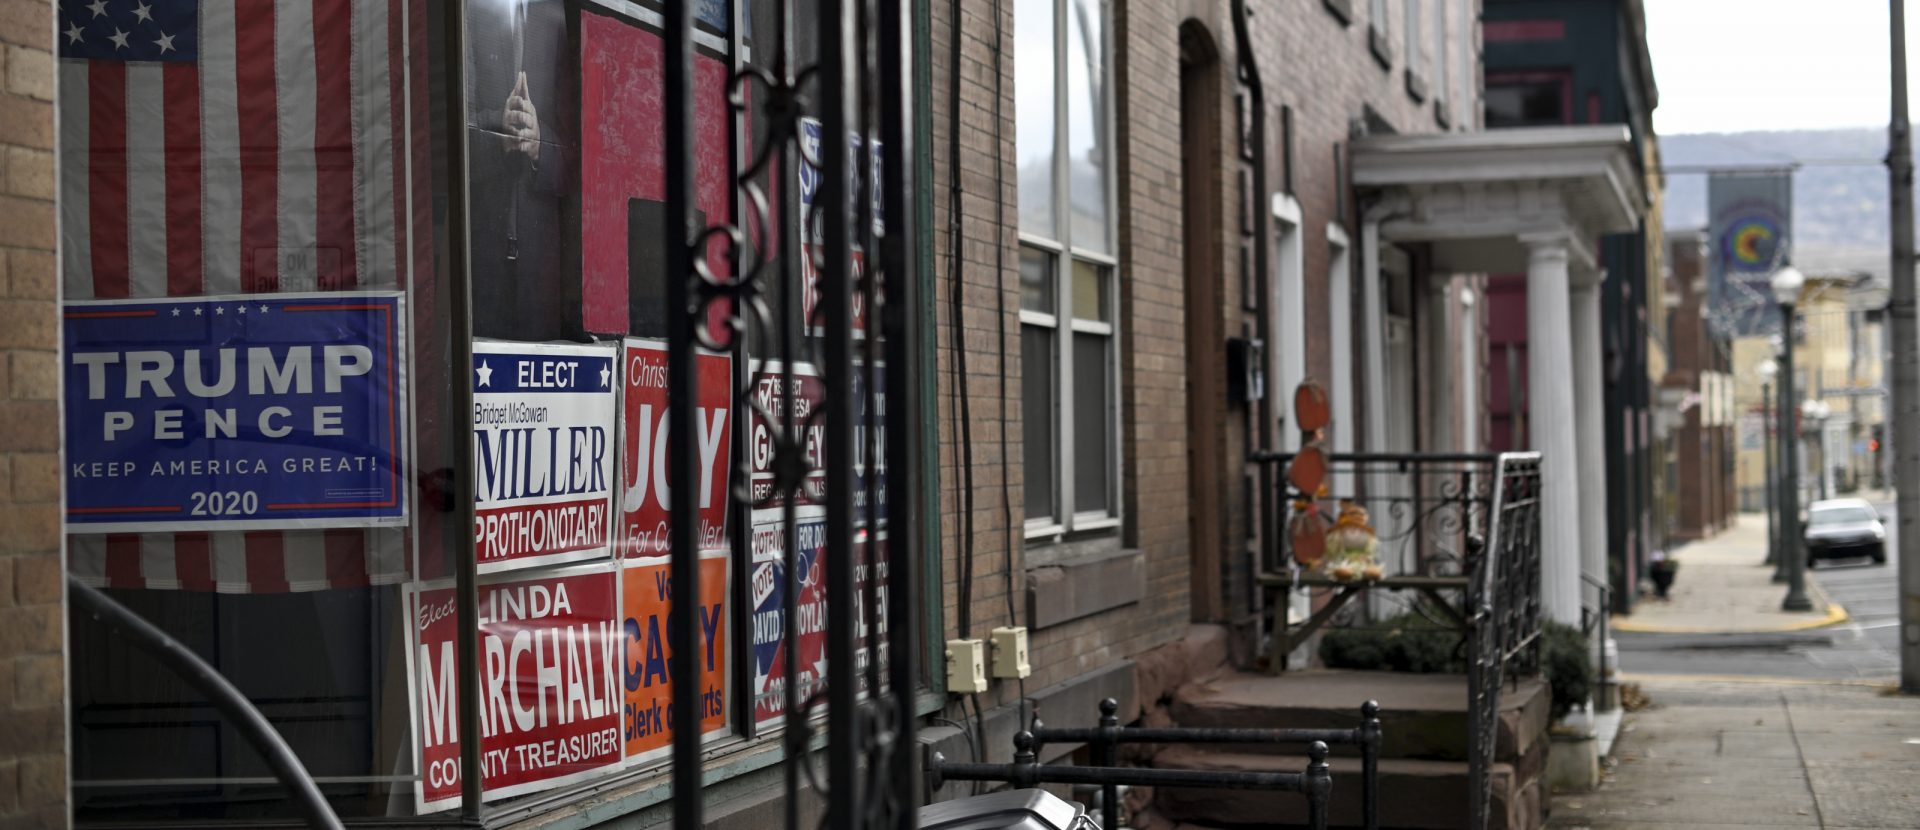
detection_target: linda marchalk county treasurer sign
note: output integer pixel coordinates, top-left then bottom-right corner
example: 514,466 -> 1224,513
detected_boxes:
63,292 -> 408,531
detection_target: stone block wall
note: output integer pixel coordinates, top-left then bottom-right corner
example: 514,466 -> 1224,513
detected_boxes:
0,1 -> 66,825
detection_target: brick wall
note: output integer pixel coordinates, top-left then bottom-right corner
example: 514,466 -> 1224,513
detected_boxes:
927,0 -> 1479,710
0,0 -> 66,824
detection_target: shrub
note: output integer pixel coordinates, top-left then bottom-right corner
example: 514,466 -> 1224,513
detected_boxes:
1317,611 -> 1466,674
1316,613 -> 1595,723
1539,620 -> 1592,722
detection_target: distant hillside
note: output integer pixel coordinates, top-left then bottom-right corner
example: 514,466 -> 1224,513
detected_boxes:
1661,128 -> 1897,280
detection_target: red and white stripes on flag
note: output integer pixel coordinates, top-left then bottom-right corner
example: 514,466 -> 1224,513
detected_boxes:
61,0 -> 434,593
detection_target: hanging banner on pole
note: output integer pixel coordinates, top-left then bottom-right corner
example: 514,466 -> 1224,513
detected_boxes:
619,551 -> 730,764
472,341 -> 619,574
61,292 -> 408,532
1708,170 -> 1793,336
410,563 -> 624,813
619,339 -> 732,556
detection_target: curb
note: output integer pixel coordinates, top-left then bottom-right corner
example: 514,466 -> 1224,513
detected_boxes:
1610,584 -> 1849,635
1617,672 -> 1894,688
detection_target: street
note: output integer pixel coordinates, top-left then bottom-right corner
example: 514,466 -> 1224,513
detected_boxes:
1618,500 -> 1903,682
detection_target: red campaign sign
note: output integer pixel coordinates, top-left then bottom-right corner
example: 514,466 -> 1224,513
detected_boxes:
747,362 -> 826,509
621,553 -> 729,764
579,11 -> 733,336
620,340 -> 732,557
411,565 -> 623,813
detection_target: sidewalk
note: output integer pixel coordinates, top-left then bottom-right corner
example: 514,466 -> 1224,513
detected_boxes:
1611,512 -> 1847,635
1549,676 -> 1920,829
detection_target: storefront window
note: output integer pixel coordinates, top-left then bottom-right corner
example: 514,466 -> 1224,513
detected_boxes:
60,0 -> 920,822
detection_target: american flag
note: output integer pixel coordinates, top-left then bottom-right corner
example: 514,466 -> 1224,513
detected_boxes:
60,0 -> 434,592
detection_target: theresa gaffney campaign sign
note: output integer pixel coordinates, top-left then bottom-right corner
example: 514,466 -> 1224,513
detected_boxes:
62,292 -> 408,531
473,341 -> 620,574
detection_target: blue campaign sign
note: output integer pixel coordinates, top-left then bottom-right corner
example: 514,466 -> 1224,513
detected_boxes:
63,292 -> 408,531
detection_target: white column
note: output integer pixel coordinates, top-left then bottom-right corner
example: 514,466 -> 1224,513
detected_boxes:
1361,218 -> 1388,458
1524,236 -> 1583,625
1571,270 -> 1608,624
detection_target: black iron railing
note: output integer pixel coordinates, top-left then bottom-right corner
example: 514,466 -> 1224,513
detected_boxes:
1250,450 -> 1544,830
663,0 -> 919,827
1026,697 -> 1381,830
1465,452 -> 1544,830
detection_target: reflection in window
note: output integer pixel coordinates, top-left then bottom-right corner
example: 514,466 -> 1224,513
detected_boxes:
1014,0 -> 1056,237
1015,0 -> 1117,537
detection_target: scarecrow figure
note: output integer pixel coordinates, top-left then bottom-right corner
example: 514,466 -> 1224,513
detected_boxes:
1323,500 -> 1383,582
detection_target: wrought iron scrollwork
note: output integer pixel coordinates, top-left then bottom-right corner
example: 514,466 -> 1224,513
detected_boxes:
666,1 -> 917,828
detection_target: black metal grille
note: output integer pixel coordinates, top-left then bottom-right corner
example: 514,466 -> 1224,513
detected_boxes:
663,0 -> 919,828
1466,452 -> 1543,830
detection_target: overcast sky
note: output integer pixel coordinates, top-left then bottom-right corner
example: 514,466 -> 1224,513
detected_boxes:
1646,0 -> 1920,135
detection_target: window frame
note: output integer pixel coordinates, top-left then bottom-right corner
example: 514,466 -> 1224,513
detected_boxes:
1018,0 -> 1121,542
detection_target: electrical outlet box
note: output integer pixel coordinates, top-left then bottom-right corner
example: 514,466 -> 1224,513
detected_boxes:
990,626 -> 1031,679
946,638 -> 988,693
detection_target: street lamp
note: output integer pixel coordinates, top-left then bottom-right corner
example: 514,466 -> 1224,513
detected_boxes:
1773,266 -> 1814,612
1756,360 -> 1779,572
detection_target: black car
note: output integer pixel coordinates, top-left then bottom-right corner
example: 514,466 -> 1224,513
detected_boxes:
1804,498 -> 1887,567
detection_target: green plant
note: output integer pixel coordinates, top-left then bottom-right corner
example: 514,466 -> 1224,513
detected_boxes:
1539,621 -> 1593,722
1317,611 -> 1466,674
1316,613 -> 1595,723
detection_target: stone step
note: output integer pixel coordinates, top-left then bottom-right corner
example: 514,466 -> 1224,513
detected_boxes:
1147,745 -> 1544,830
1167,669 -> 1550,763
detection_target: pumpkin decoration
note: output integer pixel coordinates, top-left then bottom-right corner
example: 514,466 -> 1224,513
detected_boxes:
1322,500 -> 1383,582
1287,495 -> 1328,567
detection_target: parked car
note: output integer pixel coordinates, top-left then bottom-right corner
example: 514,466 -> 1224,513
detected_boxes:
1803,498 -> 1886,567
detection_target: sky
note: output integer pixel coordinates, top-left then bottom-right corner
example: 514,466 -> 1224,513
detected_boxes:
1646,0 -> 1920,135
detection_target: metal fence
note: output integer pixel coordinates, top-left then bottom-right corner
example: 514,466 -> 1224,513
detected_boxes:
1466,453 -> 1544,830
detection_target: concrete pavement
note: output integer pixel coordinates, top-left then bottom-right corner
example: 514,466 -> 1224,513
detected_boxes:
1611,512 -> 1847,635
1549,676 -> 1920,829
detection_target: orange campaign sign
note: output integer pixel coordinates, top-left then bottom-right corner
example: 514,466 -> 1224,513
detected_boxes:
620,552 -> 729,764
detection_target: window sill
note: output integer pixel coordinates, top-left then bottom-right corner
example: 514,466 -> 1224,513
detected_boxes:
1405,69 -> 1428,103
1322,0 -> 1352,26
1368,25 -> 1392,70
1024,541 -> 1145,630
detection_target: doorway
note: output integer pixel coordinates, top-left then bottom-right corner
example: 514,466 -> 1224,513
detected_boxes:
1180,21 -> 1225,622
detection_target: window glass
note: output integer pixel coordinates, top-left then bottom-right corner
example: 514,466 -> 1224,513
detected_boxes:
1071,259 -> 1107,322
1023,325 -> 1057,522
1485,78 -> 1567,127
1022,247 -> 1055,314
1064,0 -> 1107,253
1014,0 -> 1057,237
1017,0 -> 1115,537
59,0 -> 455,816
59,0 -> 916,821
1071,332 -> 1110,514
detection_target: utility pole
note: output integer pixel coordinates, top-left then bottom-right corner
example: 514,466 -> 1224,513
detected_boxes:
1888,0 -> 1920,693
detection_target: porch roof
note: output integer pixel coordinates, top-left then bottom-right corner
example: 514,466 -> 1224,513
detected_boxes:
1351,125 -> 1645,273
